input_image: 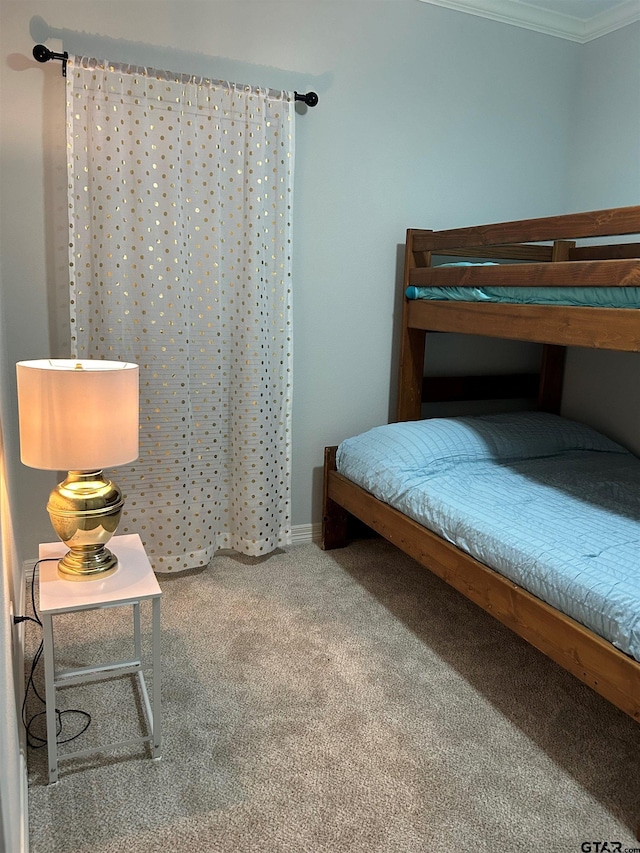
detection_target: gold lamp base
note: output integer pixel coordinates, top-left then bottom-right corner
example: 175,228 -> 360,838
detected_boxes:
47,470 -> 124,581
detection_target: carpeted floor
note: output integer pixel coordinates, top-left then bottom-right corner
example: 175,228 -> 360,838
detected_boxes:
26,539 -> 640,852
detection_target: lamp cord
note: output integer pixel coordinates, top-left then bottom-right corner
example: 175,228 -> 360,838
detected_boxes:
21,559 -> 92,748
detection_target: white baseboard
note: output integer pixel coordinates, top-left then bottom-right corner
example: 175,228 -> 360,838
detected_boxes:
19,749 -> 29,853
23,560 -> 38,587
290,523 -> 322,545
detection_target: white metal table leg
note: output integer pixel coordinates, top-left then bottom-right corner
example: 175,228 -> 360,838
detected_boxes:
41,612 -> 59,784
133,601 -> 141,661
151,595 -> 162,758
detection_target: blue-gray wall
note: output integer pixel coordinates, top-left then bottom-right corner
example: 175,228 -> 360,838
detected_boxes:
1,0 -> 583,557
561,21 -> 640,449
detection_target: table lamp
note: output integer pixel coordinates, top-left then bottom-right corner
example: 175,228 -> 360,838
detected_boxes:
16,359 -> 139,581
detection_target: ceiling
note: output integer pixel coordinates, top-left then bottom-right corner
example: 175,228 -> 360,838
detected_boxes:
418,0 -> 640,41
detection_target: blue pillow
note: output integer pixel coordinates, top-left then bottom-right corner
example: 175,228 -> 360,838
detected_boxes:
451,411 -> 626,461
337,412 -> 627,481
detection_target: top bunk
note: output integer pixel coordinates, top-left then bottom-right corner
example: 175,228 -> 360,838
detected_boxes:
403,205 -> 640,352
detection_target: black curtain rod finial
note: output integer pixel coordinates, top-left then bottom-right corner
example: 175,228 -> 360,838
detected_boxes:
33,44 -> 69,77
294,91 -> 318,107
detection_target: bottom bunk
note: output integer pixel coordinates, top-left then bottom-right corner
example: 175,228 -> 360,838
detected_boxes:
322,413 -> 640,840
322,412 -> 640,725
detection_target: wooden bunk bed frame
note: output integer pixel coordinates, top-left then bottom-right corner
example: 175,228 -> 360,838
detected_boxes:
322,205 -> 640,735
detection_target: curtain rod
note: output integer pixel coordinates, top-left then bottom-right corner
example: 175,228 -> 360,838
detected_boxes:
32,44 -> 319,106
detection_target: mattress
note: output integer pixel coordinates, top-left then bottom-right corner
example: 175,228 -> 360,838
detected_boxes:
406,263 -> 640,307
406,285 -> 640,308
336,412 -> 640,661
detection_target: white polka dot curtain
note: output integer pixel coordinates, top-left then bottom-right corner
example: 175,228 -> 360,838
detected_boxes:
66,57 -> 294,571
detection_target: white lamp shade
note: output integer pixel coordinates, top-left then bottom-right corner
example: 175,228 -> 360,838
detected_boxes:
16,359 -> 139,471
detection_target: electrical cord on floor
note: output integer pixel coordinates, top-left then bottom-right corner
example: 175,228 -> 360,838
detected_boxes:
19,558 -> 92,748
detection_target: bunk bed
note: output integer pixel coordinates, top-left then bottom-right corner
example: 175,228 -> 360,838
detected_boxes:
322,207 -> 640,804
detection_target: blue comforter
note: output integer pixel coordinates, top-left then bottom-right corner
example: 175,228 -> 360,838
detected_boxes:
336,412 -> 640,661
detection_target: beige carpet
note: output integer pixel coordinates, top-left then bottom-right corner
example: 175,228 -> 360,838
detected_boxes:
26,539 -> 640,852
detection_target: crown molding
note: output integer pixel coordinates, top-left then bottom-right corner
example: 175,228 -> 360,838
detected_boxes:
417,0 -> 640,42
585,0 -> 640,40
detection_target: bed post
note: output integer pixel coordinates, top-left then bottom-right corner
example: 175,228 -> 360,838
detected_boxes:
537,240 -> 573,413
322,446 -> 349,550
397,328 -> 427,421
537,345 -> 566,413
396,229 -> 429,422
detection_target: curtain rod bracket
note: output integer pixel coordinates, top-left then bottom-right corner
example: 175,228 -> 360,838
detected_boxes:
33,44 -> 69,77
294,91 -> 319,107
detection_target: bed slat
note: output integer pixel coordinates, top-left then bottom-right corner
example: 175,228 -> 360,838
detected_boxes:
409,258 -> 640,289
407,300 -> 640,351
410,205 -> 640,252
432,245 -> 553,262
570,243 -> 640,261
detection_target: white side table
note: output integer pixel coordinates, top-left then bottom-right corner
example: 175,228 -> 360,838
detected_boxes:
38,533 -> 162,784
